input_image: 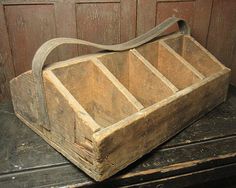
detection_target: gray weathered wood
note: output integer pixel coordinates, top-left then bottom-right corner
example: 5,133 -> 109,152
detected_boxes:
10,31 -> 230,181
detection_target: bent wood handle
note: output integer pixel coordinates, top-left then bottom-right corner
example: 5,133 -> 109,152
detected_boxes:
32,17 -> 190,130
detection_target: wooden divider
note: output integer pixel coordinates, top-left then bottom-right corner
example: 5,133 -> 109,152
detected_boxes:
97,51 -> 175,107
130,49 -> 179,92
92,57 -> 144,111
160,41 -> 205,80
47,34 -> 225,130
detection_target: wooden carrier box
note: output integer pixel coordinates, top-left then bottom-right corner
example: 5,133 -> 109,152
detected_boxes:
10,18 -> 230,181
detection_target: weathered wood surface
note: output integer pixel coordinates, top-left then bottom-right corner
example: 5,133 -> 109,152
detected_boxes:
1,0 -> 236,101
1,86 -> 236,187
10,32 -> 230,181
0,4 -> 15,101
207,0 -> 236,86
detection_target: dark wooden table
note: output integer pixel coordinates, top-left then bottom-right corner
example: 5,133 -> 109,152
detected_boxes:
1,86 -> 236,188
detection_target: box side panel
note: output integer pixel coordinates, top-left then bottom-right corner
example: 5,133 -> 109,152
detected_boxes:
10,71 -> 42,131
93,70 -> 230,181
42,74 -> 98,177
10,70 -> 99,180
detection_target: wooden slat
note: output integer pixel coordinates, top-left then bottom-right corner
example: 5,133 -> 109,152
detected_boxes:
136,0 -> 156,36
156,0 -> 194,34
4,4 -> 58,75
54,2 -> 78,61
76,2 -> 120,55
120,0 -> 136,42
156,0 -> 195,1
1,0 -> 55,5
192,0 -> 213,46
130,49 -> 179,93
118,137 -> 236,180
0,4 -> 15,101
1,133 -> 235,187
76,0 -> 120,3
92,58 -> 144,111
1,0 -> 121,4
121,163 -> 236,188
160,41 -> 205,80
156,1 -> 194,23
232,48 -> 236,87
207,0 -> 236,85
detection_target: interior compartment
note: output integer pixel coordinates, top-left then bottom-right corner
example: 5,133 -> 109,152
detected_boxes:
164,35 -> 223,76
136,41 -> 201,90
98,51 -> 174,107
52,60 -> 138,127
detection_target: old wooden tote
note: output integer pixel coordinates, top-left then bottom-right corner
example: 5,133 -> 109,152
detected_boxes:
10,17 -> 230,181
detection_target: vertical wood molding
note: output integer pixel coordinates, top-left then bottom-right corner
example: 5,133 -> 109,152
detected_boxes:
54,1 -> 78,61
76,2 -> 120,55
4,4 -> 58,76
120,0 -> 136,42
192,0 -> 213,47
136,0 -> 156,36
0,4 -> 15,100
231,45 -> 236,86
207,0 -> 236,85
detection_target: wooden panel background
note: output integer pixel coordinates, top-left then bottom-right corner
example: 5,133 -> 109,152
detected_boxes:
0,0 -> 235,101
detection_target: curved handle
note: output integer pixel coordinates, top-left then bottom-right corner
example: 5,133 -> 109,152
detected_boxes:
33,17 -> 190,130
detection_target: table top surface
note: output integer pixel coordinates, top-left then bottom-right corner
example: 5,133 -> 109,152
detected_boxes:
1,86 -> 236,188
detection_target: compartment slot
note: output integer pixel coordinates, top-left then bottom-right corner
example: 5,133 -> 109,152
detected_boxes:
159,42 -> 205,82
136,39 -> 202,90
92,58 -> 144,111
164,35 -> 224,77
44,70 -> 101,131
52,60 -> 138,128
131,49 -> 179,92
98,51 -> 174,107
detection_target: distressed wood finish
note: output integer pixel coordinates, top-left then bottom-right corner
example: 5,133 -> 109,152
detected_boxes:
0,4 -> 15,101
136,0 -> 213,46
10,32 -> 230,181
76,3 -> 120,55
207,0 -> 236,86
4,4 -> 58,76
1,86 -> 236,187
1,0 -> 235,101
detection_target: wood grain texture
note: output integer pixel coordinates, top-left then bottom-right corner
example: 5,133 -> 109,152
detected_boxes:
136,39 -> 200,90
156,0 -> 194,34
4,4 -> 58,76
76,2 -> 120,55
92,57 -> 144,111
1,86 -> 236,186
120,0 -> 136,42
131,49 -> 179,93
137,0 -> 156,36
191,0 -> 212,46
54,2 -> 78,61
9,33 -> 230,181
0,4 -> 15,101
93,69 -> 229,180
232,45 -> 236,86
153,0 -> 212,47
207,0 -> 236,85
0,0 -> 235,102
